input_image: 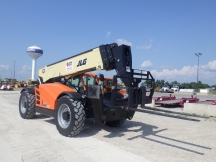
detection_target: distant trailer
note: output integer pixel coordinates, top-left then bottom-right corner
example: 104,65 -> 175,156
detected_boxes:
155,99 -> 181,106
154,94 -> 176,102
154,94 -> 199,107
206,100 -> 216,105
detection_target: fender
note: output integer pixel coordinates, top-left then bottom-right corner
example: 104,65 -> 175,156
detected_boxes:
20,87 -> 35,94
57,91 -> 81,100
35,91 -> 82,117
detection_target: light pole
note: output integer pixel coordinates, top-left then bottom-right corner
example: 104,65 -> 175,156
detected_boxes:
10,70 -> 13,84
195,53 -> 202,92
14,61 -> 16,80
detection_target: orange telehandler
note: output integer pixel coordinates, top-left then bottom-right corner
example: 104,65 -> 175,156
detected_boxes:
19,43 -> 155,136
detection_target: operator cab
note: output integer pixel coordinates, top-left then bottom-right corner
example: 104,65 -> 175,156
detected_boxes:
64,73 -> 104,95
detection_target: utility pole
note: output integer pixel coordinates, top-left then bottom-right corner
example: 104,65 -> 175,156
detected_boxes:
14,61 -> 16,80
10,70 -> 12,84
195,53 -> 202,92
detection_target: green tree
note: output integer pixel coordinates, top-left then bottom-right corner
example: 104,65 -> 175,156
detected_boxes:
155,79 -> 165,87
144,80 -> 152,87
181,82 -> 189,89
164,81 -> 170,87
188,82 -> 197,89
170,81 -> 179,86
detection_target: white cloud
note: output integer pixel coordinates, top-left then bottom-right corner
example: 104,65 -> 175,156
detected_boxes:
18,71 -> 28,74
106,31 -> 111,37
203,60 -> 216,71
0,65 -> 9,70
22,65 -> 31,71
136,39 -> 153,50
150,60 -> 216,83
150,66 -> 197,78
18,65 -> 31,74
140,61 -> 153,68
115,38 -> 132,46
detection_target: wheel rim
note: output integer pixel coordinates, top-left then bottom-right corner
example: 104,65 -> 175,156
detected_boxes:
20,96 -> 27,114
58,104 -> 71,129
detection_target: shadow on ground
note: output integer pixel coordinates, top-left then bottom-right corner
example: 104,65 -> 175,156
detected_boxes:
81,119 -> 211,155
157,104 -> 182,108
35,113 -> 211,155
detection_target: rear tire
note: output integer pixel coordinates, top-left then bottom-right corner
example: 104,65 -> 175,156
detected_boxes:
104,118 -> 126,127
19,91 -> 36,119
55,96 -> 85,136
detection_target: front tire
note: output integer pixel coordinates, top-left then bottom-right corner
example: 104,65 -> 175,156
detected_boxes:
19,91 -> 36,119
55,96 -> 85,137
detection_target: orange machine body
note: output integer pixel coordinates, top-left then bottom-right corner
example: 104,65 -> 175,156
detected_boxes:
35,83 -> 76,110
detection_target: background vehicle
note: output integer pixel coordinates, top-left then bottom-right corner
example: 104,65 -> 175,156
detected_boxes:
170,84 -> 180,93
7,85 -> 13,90
0,85 -> 7,90
159,85 -> 170,93
19,43 -> 155,136
0,85 -> 13,90
103,77 -> 113,92
0,78 -> 9,87
155,86 -> 161,92
0,78 -> 13,90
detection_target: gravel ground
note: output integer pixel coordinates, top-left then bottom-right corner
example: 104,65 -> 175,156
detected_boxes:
0,90 -> 216,162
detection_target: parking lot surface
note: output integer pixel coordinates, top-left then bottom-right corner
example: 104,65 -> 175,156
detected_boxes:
0,90 -> 215,162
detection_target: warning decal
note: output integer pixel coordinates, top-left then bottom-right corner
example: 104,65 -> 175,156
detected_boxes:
66,60 -> 73,71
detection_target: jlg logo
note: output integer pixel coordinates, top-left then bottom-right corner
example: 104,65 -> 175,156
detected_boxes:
77,58 -> 87,67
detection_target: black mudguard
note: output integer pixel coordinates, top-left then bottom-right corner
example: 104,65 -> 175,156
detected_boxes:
20,87 -> 35,94
57,91 -> 82,100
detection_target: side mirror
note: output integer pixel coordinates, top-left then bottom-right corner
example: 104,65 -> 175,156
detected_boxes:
99,74 -> 104,81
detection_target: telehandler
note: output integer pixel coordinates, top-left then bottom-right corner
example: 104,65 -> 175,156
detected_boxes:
19,43 -> 155,136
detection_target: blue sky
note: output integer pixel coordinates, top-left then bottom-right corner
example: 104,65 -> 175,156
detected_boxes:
0,0 -> 216,85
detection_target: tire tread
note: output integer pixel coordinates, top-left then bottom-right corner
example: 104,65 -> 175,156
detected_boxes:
57,96 -> 85,136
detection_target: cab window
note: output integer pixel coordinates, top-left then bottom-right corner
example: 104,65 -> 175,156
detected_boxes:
107,80 -> 113,86
98,80 -> 103,85
66,77 -> 80,91
87,76 -> 96,85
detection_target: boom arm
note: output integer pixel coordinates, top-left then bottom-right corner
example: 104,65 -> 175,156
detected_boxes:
38,43 -> 154,88
38,45 -> 105,83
